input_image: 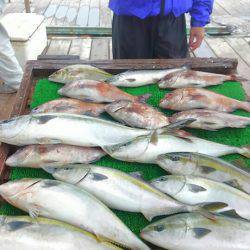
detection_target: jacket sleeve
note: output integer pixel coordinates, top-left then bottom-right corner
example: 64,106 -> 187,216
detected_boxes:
189,0 -> 214,27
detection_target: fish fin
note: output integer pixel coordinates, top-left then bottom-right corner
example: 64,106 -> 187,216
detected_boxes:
129,171 -> 144,180
192,94 -> 205,100
200,166 -> 216,174
36,138 -> 62,144
200,202 -> 229,212
238,145 -> 250,158
126,78 -> 136,82
191,228 -> 212,239
150,130 -> 158,145
42,167 -> 58,174
136,94 -> 152,103
219,209 -> 243,219
90,173 -> 108,181
6,221 -> 32,231
229,74 -> 248,82
28,206 -> 40,219
157,119 -> 196,134
142,210 -> 155,221
223,179 -> 241,189
232,159 -> 250,172
187,184 -> 207,193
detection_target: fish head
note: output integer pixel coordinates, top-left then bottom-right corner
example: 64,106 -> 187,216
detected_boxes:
156,153 -> 196,175
50,165 -> 91,184
105,100 -> 132,114
102,136 -> 150,161
0,115 -> 31,143
105,72 -> 132,85
0,179 -> 42,207
140,216 -> 187,248
159,91 -> 183,108
5,146 -> 39,167
49,66 -> 77,84
150,175 -> 186,196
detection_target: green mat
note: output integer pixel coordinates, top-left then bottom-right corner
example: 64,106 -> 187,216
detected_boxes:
0,79 -> 249,236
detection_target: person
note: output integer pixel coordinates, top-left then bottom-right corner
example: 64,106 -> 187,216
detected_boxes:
0,0 -> 23,93
109,0 -> 214,59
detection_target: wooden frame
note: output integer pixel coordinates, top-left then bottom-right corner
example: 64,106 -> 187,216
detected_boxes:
0,58 -> 238,184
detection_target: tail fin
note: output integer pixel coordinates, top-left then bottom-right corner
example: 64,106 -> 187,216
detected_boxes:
136,94 -> 152,103
239,101 -> 250,112
238,145 -> 250,158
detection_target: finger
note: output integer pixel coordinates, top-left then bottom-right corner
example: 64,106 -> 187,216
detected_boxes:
190,35 -> 204,51
189,33 -> 195,47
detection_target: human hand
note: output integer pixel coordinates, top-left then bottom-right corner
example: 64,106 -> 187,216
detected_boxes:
189,27 -> 205,51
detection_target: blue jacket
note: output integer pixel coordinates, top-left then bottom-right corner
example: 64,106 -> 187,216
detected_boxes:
109,0 -> 214,27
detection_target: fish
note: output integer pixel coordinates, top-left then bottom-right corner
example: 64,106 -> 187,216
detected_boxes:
159,87 -> 250,112
158,69 -> 245,89
105,67 -> 187,87
31,98 -> 106,117
103,134 -> 250,164
156,152 -> 250,194
105,100 -> 170,129
151,175 -> 250,220
6,145 -> 106,168
0,113 -> 162,147
140,213 -> 250,250
46,164 -> 220,221
0,216 -> 122,250
0,179 -> 149,250
170,109 -> 250,130
58,80 -> 151,103
48,64 -> 112,84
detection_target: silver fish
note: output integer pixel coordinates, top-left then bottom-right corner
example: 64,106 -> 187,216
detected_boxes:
156,152 -> 250,194
140,213 -> 250,250
105,100 -> 170,129
31,98 -> 106,117
0,216 -> 121,250
6,145 -> 106,168
103,134 -> 250,164
48,64 -> 112,84
58,80 -> 151,103
48,164 -> 216,221
151,175 -> 250,220
158,69 -> 242,89
105,67 -> 187,87
0,179 -> 149,250
0,113 -> 158,147
170,109 -> 250,130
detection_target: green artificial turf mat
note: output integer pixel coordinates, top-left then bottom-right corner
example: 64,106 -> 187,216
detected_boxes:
0,79 -> 249,237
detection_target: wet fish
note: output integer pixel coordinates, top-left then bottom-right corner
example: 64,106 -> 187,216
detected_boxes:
105,100 -> 170,129
156,152 -> 250,194
105,67 -> 187,87
158,69 -> 244,89
103,134 -> 250,164
159,87 -> 250,112
170,109 -> 250,130
0,216 -> 121,250
140,213 -> 250,250
0,113 -> 159,147
58,80 -> 151,103
31,98 -> 106,117
6,145 -> 106,168
48,65 -> 112,84
47,164 -> 218,221
151,175 -> 250,220
0,179 -> 149,250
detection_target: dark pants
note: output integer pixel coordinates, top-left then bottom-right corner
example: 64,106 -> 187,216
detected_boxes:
112,13 -> 188,59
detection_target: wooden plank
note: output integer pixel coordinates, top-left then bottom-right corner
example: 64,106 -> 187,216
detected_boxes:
76,6 -> 90,26
90,38 -> 109,60
212,2 -> 230,15
63,0 -> 80,26
225,37 -> 250,66
44,0 -> 64,26
33,0 -> 52,15
24,0 -> 31,13
68,38 -> 92,59
46,39 -> 72,55
193,39 -> 217,58
109,38 -> 113,59
216,0 -> 247,15
100,0 -> 112,28
0,93 -> 16,120
50,0 -> 70,26
88,7 -> 100,27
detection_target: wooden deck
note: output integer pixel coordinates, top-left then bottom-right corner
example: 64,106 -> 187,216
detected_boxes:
0,0 -> 250,120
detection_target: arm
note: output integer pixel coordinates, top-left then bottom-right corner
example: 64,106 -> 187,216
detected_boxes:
189,0 -> 214,51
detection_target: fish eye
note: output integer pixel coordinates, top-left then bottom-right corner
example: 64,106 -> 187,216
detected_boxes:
154,225 -> 165,232
170,156 -> 180,161
158,176 -> 167,181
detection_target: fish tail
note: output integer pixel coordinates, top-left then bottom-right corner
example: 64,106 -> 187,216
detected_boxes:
238,101 -> 250,112
136,94 -> 152,103
238,145 -> 250,158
